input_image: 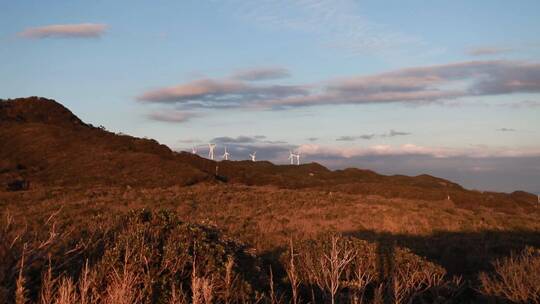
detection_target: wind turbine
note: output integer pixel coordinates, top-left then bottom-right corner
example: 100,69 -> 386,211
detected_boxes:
222,146 -> 230,160
191,146 -> 197,154
294,152 -> 301,165
288,150 -> 295,165
249,151 -> 257,162
208,143 -> 216,160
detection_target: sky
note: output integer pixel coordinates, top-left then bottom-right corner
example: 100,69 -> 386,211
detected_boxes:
1,0 -> 540,193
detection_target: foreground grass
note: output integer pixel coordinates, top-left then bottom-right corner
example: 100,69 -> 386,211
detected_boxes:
1,183 -> 540,303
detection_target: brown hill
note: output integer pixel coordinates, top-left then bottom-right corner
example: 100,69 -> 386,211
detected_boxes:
1,97 -> 537,211
0,97 -> 208,188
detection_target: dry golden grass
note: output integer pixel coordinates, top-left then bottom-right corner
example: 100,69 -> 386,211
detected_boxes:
4,184 -> 538,248
1,183 -> 540,303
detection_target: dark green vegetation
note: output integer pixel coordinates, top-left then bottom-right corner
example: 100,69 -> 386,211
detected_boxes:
1,97 -> 539,303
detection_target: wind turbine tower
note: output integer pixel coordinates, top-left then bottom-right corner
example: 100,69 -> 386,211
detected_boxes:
208,143 -> 216,160
249,151 -> 257,162
192,146 -> 197,154
288,150 -> 295,165
294,152 -> 301,165
222,146 -> 230,160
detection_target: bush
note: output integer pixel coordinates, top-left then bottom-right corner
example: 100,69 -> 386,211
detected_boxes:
1,209 -> 266,304
283,235 -> 463,304
479,246 -> 540,303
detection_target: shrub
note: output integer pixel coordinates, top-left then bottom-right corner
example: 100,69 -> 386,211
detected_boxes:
1,209 -> 266,304
284,235 -> 463,304
479,246 -> 540,303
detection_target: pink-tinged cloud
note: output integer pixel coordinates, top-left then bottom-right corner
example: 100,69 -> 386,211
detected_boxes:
138,60 -> 540,109
146,110 -> 199,123
261,60 -> 540,108
297,143 -> 540,159
18,23 -> 107,39
137,78 -> 308,106
139,79 -> 246,102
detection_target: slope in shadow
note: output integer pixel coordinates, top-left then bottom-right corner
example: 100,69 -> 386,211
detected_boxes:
344,229 -> 540,279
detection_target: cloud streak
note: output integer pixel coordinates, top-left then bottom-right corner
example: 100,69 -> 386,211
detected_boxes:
18,23 -> 107,39
138,78 -> 308,107
231,67 -> 290,81
263,60 -> 540,108
298,143 -> 540,159
211,136 -> 259,144
503,100 -> 540,109
467,46 -> 513,56
211,135 -> 287,145
138,60 -> 540,110
146,110 -> 199,123
336,129 -> 410,141
337,135 -> 375,141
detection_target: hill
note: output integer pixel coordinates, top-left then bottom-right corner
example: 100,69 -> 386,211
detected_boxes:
0,97 -> 209,189
1,97 -> 536,212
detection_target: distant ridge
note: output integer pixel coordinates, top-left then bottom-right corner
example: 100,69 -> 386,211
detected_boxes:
1,97 -> 537,212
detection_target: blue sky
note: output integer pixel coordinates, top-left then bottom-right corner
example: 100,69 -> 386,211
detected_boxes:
1,0 -> 540,193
